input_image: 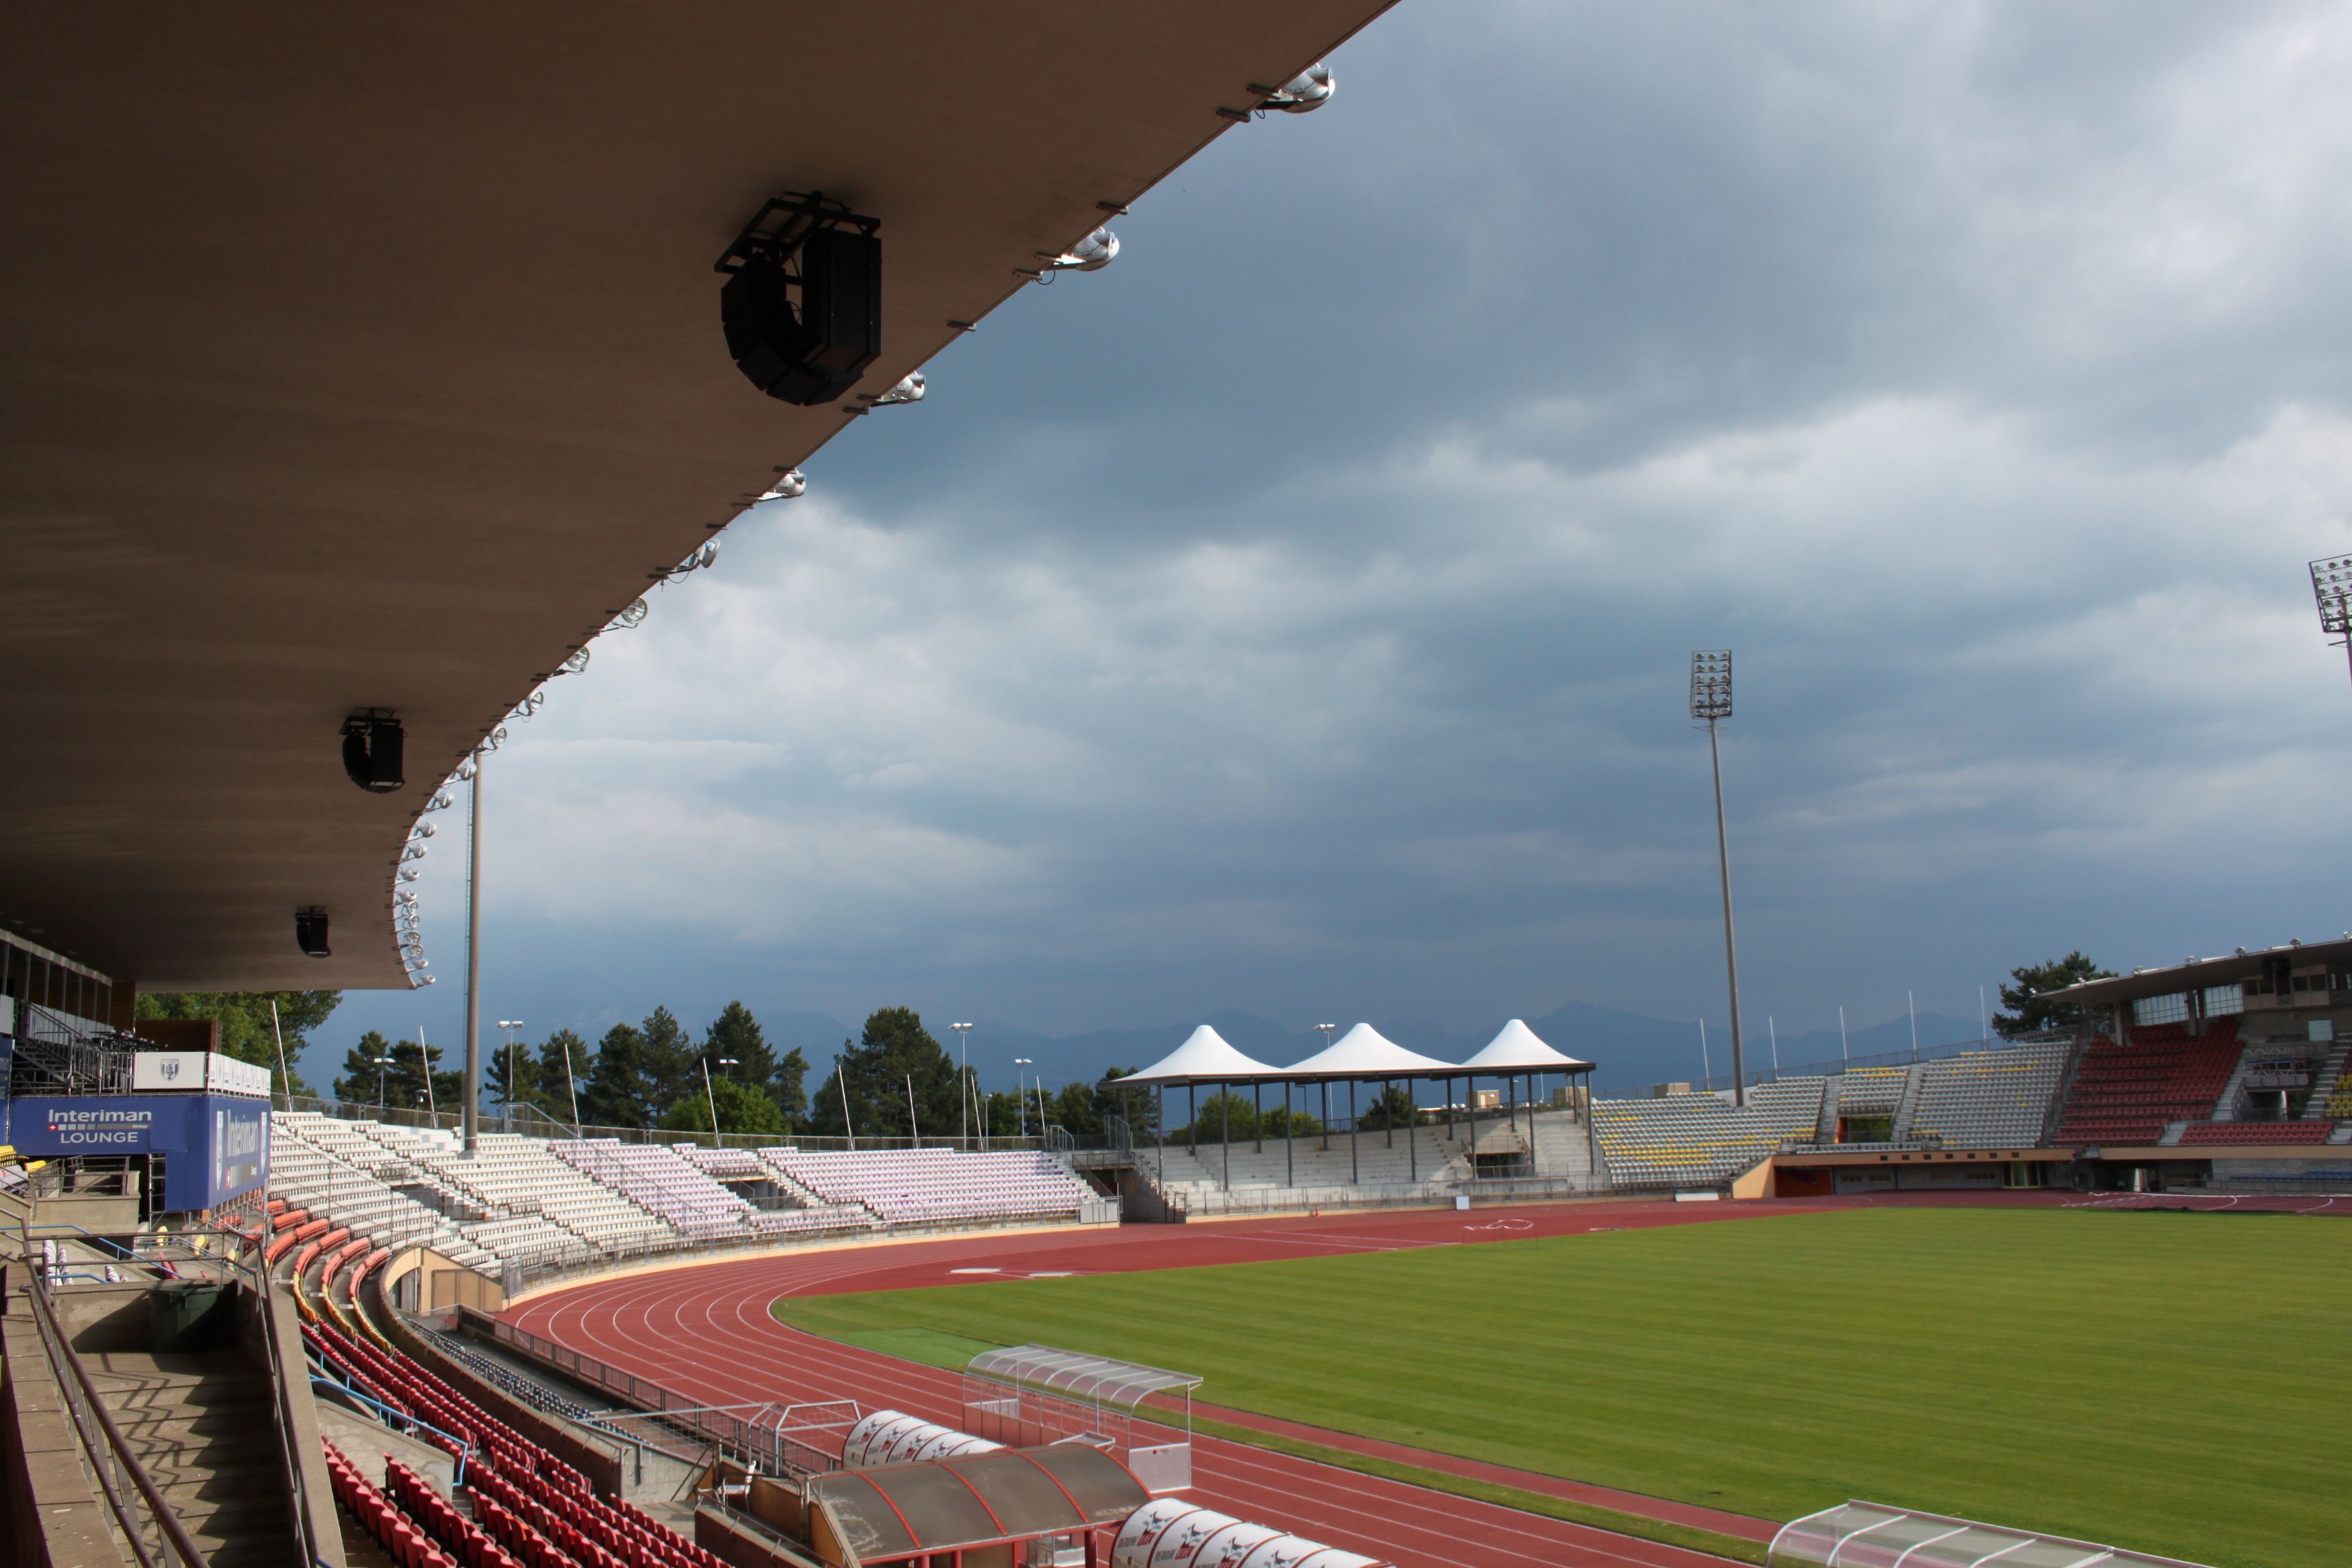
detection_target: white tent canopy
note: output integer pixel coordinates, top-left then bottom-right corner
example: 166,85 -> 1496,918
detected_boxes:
1458,1019 -> 1592,1074
1121,1025 -> 1281,1086
1278,1022 -> 1457,1080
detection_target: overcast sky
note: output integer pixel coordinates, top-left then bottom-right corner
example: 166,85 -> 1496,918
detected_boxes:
335,1 -> 2352,1083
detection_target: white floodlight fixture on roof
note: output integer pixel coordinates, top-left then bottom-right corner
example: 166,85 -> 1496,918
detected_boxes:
1254,62 -> 1335,113
1041,227 -> 1119,275
868,370 -> 926,406
756,468 -> 807,502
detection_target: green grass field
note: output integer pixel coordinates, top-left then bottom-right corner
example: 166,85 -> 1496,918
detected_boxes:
776,1207 -> 2350,1568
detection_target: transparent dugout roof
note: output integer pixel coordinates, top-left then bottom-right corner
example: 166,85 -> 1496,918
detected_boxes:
966,1345 -> 1201,1410
1770,1502 -> 2210,1568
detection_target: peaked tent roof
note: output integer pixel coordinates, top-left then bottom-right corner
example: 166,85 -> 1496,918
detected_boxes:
1458,1019 -> 1593,1073
1279,1022 -> 1458,1079
1120,1025 -> 1280,1085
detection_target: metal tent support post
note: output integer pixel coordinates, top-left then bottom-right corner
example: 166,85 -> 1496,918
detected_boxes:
1252,1082 -> 1262,1152
1220,1081 -> 1229,1190
1348,1081 -> 1358,1182
1284,1082 -> 1294,1186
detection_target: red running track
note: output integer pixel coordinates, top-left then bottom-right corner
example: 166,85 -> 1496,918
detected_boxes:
506,1192 -> 2346,1568
507,1199 -> 1861,1568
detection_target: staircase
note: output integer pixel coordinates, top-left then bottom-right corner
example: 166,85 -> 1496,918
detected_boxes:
2209,1049 -> 2258,1122
1890,1064 -> 1927,1142
2302,1042 -> 2349,1120
82,1348 -> 302,1567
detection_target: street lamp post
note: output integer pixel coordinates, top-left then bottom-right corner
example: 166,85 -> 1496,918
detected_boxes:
372,1055 -> 394,1109
1013,1059 -> 1033,1141
951,1023 -> 974,1149
1690,650 -> 1748,1107
497,1019 -> 523,1132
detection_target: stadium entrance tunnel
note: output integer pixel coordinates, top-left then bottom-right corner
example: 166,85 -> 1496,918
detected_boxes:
1770,1500 -> 2213,1568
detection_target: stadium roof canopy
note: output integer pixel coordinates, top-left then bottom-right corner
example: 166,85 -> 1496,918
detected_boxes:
1,3 -> 1394,996
1122,1025 -> 1280,1086
1458,1018 -> 1593,1073
2036,935 -> 2352,1009
1279,1021 -> 1458,1079
1768,1500 -> 2208,1568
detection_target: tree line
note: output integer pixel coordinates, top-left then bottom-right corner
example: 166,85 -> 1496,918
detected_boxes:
126,951 -> 2119,1142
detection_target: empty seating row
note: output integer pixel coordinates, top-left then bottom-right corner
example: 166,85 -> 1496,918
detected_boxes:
551,1139 -> 755,1242
670,1143 -> 769,1180
275,1117 -> 593,1271
2176,1120 -> 2334,1145
314,1307 -> 723,1568
270,1130 -> 500,1272
1593,1080 -> 1827,1186
1904,1043 -> 2069,1147
403,1133 -> 684,1255
761,1147 -> 1097,1225
2057,1023 -> 2242,1146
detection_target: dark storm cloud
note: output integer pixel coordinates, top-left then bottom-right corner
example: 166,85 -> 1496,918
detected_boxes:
332,2 -> 2352,1073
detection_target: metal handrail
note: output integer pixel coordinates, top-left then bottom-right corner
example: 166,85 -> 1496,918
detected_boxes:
14,1232 -> 212,1567
246,1228 -> 325,1567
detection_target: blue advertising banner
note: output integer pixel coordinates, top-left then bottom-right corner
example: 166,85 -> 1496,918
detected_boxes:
6,1094 -> 271,1211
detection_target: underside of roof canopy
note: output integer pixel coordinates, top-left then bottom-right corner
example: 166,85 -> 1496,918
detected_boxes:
0,1 -> 1396,993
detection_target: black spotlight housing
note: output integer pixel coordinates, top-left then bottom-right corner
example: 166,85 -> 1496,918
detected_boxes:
295,906 -> 331,958
716,192 -> 881,406
340,711 -> 405,793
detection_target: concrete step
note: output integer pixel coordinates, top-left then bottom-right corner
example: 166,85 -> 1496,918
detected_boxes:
80,1348 -> 301,1565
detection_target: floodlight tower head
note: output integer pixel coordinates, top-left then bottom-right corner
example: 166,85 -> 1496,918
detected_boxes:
2310,555 -> 2352,639
1690,650 -> 1733,722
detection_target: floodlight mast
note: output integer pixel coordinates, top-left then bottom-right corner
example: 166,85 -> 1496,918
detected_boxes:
2310,555 -> 2352,699
463,744 -> 484,1154
1690,651 -> 1746,1107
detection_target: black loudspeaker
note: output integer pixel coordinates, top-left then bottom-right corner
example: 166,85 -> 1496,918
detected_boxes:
340,713 -> 405,793
295,908 -> 331,958
721,227 -> 881,405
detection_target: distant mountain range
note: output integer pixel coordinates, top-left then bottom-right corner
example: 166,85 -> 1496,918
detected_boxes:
766,1002 -> 1989,1097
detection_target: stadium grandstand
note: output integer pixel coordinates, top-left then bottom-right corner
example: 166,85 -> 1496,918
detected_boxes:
0,7 -> 1399,1566
0,7 -> 2330,1566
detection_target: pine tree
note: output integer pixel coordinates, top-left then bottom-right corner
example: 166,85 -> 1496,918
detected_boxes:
580,1022 -> 654,1128
704,1001 -> 777,1090
639,1007 -> 695,1117
484,1030 -> 543,1111
333,1030 -> 401,1106
1995,952 -> 2115,1036
538,1030 -> 589,1123
774,1047 -> 811,1127
804,1009 -> 960,1141
329,1030 -> 457,1115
